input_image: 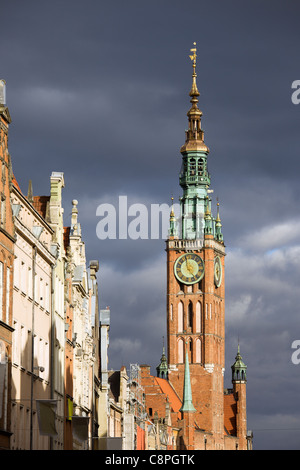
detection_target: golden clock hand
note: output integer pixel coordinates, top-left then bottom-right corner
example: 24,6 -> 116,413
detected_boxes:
186,260 -> 193,274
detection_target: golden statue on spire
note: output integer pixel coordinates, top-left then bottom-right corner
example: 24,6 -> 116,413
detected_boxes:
189,42 -> 199,98
189,42 -> 197,69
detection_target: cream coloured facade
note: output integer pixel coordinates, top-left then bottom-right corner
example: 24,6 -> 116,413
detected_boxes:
68,200 -> 95,450
2,79 -> 119,450
43,172 -> 66,450
10,181 -> 56,450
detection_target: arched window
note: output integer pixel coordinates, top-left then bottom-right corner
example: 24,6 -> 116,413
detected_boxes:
178,338 -> 184,363
189,158 -> 196,176
195,338 -> 201,363
178,302 -> 183,332
198,158 -> 204,176
189,338 -> 193,363
196,301 -> 201,332
188,302 -> 193,330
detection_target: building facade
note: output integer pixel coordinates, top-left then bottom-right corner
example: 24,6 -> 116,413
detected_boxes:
32,172 -> 67,449
0,81 -> 15,450
66,200 -> 96,449
10,178 -> 56,450
0,80 -> 115,450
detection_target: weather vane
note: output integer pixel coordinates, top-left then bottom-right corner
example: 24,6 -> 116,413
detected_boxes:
189,42 -> 197,71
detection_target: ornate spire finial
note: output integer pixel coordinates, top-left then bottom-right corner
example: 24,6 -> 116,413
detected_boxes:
189,42 -> 197,69
189,42 -> 200,99
216,197 -> 221,223
170,196 -> 175,218
27,179 -> 33,203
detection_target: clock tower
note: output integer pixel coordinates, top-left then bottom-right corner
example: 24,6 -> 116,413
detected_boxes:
166,44 -> 227,448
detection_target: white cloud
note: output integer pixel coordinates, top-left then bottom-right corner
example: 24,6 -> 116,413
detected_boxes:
236,219 -> 300,253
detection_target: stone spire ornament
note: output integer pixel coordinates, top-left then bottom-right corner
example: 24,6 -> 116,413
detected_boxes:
180,342 -> 196,413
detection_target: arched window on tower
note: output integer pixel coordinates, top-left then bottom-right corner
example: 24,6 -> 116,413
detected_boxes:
178,338 -> 184,363
189,158 -> 196,176
178,302 -> 183,332
198,158 -> 204,177
189,338 -> 193,363
196,301 -> 201,332
188,302 -> 193,330
195,338 -> 201,363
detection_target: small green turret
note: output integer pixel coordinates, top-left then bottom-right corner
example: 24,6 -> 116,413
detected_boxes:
156,338 -> 168,379
231,345 -> 247,383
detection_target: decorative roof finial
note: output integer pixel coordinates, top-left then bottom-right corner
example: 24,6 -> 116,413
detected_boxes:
216,197 -> 221,223
189,42 -> 200,99
170,196 -> 175,219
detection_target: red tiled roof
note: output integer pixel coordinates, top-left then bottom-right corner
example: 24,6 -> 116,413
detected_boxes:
155,377 -> 182,418
32,195 -> 50,218
224,393 -> 237,436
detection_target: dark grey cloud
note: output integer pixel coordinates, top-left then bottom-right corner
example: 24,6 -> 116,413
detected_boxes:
2,0 -> 300,449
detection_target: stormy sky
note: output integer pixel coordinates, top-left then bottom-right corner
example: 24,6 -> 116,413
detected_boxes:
1,0 -> 300,450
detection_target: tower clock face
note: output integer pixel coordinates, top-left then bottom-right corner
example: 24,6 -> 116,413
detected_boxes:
214,256 -> 222,287
174,253 -> 205,285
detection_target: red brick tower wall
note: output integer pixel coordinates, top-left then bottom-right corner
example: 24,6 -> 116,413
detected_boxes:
166,233 -> 226,448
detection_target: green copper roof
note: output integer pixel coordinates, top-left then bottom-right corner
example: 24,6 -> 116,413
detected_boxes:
180,347 -> 196,413
169,45 -> 224,244
231,345 -> 247,382
156,343 -> 168,379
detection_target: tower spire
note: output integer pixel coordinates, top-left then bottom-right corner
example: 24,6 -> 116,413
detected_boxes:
177,43 -> 213,241
180,342 -> 196,412
189,42 -> 200,101
180,42 -> 208,154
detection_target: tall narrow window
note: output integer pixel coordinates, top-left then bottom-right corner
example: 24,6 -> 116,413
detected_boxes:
198,158 -> 204,176
188,302 -> 193,330
178,338 -> 184,363
189,158 -> 196,176
189,338 -> 193,363
195,338 -> 201,363
178,302 -> 183,332
6,267 -> 10,324
196,301 -> 201,332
